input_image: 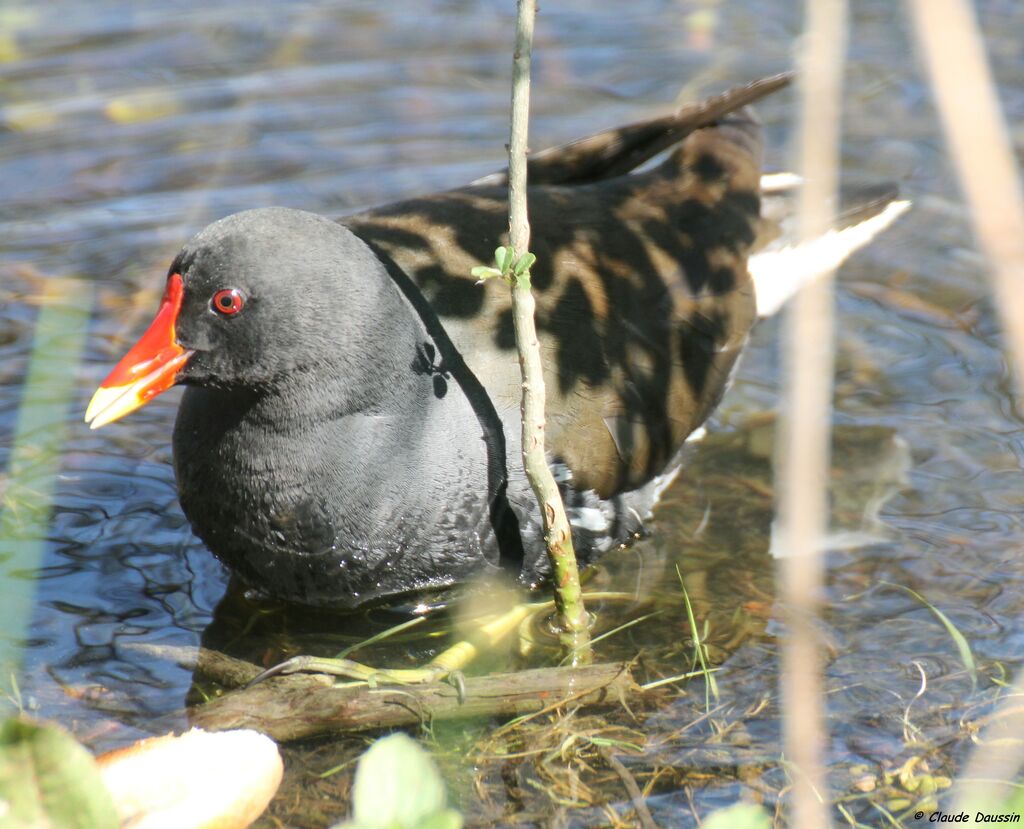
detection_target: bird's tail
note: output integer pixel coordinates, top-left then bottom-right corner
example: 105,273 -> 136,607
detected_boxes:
468,72 -> 908,311
750,174 -> 911,318
471,73 -> 792,187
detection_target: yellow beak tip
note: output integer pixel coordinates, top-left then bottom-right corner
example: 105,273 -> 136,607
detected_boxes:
84,385 -> 137,430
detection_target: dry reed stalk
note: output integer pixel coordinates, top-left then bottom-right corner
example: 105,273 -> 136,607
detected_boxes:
776,1 -> 848,826
906,0 -> 1024,808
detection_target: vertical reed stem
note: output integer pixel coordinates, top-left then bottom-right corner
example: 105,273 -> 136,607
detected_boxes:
907,0 -> 1024,809
777,1 -> 847,825
506,0 -> 589,647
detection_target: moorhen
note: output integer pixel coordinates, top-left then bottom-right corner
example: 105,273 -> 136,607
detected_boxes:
86,75 -> 905,609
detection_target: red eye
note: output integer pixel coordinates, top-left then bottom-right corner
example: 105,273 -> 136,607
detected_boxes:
211,288 -> 245,316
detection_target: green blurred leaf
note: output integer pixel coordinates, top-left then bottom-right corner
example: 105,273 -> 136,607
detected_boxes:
335,733 -> 462,829
1,278 -> 93,679
0,716 -> 118,829
703,803 -> 772,829
993,785 -> 1024,821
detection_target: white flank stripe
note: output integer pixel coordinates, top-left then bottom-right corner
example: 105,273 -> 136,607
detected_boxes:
750,199 -> 912,318
760,171 -> 804,192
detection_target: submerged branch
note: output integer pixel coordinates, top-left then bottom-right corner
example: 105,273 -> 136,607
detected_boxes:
190,661 -> 636,743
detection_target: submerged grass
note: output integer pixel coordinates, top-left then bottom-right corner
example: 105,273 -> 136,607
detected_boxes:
332,614 -> 428,660
677,564 -> 719,709
881,581 -> 978,689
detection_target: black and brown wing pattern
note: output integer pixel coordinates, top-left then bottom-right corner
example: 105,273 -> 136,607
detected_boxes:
344,75 -> 788,497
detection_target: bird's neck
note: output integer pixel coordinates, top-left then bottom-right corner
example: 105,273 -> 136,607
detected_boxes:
176,320 -> 471,471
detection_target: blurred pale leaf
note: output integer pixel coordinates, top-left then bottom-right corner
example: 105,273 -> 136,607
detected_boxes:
703,803 -> 772,829
0,717 -> 118,829
332,733 -> 462,829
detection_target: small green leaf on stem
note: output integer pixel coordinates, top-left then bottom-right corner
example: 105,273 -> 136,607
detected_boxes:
880,581 -> 977,688
494,245 -> 515,274
473,246 -> 533,285
471,265 -> 503,283
513,252 -> 536,278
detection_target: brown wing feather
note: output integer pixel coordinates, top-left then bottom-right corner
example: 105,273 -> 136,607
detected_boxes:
474,72 -> 790,186
343,83 -> 770,497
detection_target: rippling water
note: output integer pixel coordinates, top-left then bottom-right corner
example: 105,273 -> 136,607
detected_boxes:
2,1 -> 1024,826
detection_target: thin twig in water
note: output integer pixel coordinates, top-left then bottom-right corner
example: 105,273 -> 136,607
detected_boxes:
639,668 -> 722,692
597,745 -> 659,829
504,0 -> 589,648
560,611 -> 663,666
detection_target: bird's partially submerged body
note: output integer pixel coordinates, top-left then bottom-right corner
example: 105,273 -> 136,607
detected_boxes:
86,75 -> 907,608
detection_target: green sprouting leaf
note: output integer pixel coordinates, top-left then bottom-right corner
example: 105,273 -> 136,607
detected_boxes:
512,252 -> 536,277
676,564 -> 718,708
338,733 -> 462,829
703,803 -> 772,829
470,265 -> 502,281
0,716 -> 119,829
494,246 -> 514,274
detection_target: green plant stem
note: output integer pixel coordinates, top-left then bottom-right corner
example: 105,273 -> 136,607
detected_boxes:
506,0 -> 589,651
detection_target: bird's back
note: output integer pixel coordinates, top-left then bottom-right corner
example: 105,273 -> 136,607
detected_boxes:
344,85 -> 772,498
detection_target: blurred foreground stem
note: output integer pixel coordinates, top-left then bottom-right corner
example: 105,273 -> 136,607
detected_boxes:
907,0 -> 1024,811
0,279 -> 93,688
776,0 -> 846,826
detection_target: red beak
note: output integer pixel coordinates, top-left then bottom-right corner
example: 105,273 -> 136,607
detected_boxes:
85,273 -> 193,429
